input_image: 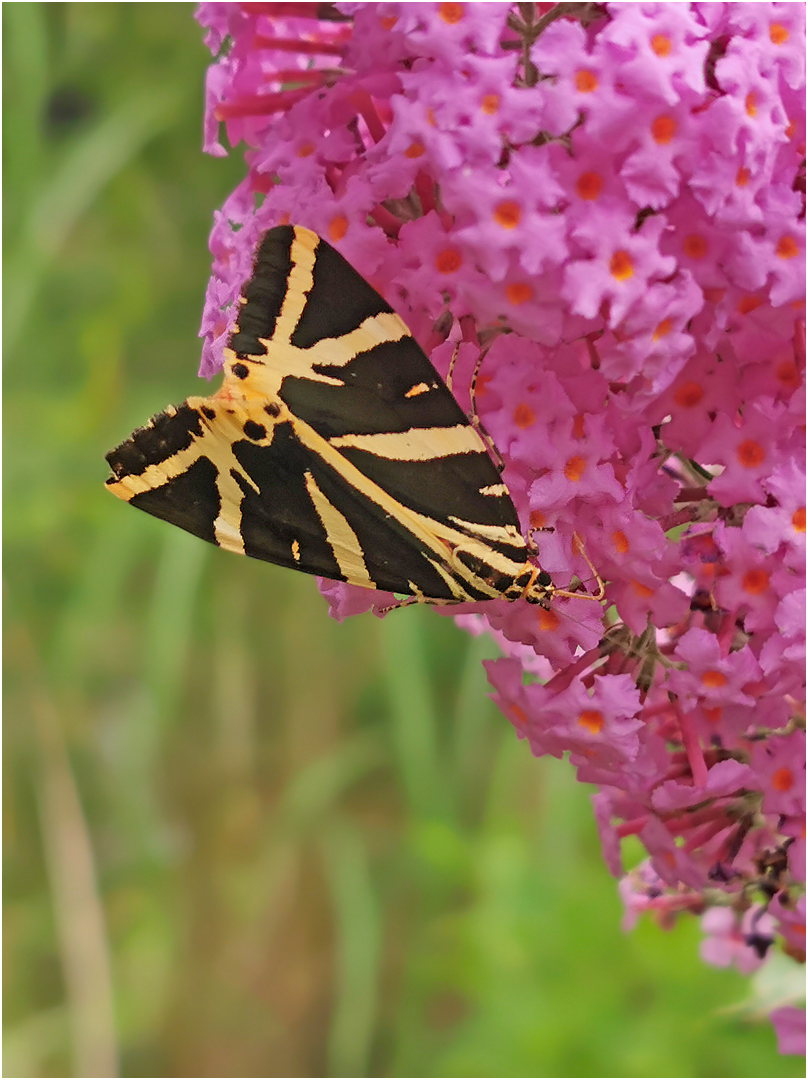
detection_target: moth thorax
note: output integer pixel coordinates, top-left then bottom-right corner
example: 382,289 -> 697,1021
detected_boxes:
520,565 -> 554,606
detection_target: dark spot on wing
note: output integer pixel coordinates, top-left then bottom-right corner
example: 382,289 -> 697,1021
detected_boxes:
243,420 -> 267,441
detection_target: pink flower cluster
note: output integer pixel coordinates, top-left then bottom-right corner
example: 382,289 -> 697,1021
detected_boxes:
196,1 -> 805,1051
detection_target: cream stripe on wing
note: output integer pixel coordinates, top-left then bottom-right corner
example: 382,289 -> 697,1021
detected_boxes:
252,311 -> 411,393
303,470 -> 374,587
272,226 -> 318,344
212,466 -> 248,554
329,425 -> 486,460
304,311 -> 410,369
447,516 -> 525,546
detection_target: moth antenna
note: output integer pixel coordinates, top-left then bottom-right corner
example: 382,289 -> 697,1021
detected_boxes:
446,337 -> 504,473
468,344 -> 504,473
445,339 -> 460,394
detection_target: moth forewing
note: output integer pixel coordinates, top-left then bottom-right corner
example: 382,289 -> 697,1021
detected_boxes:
106,224 -> 597,611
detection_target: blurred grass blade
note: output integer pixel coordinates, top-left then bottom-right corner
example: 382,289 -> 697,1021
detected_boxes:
145,526 -> 208,719
450,629 -> 502,820
380,610 -> 450,822
33,682 -> 118,1078
5,85 -> 185,352
321,820 -> 381,1079
279,732 -> 383,828
3,3 -> 49,197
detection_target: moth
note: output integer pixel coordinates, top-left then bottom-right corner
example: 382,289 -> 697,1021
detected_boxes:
106,225 -> 601,609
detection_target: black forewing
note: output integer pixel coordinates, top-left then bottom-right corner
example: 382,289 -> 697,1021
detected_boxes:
107,224 -> 527,599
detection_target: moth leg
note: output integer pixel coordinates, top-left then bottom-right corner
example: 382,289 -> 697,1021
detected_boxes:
378,596 -> 420,615
526,522 -> 555,556
377,587 -> 472,616
550,533 -> 605,603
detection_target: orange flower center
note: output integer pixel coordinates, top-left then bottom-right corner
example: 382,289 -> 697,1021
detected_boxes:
575,69 -> 598,92
513,403 -> 535,429
792,507 -> 806,533
494,200 -> 521,229
576,171 -> 603,200
631,580 -> 654,598
771,766 -> 794,792
683,234 -> 708,259
745,93 -> 757,117
737,294 -> 762,314
439,2 -> 463,24
538,608 -> 559,632
404,141 -> 425,158
742,569 -> 769,594
776,361 -> 800,390
651,34 -> 671,56
564,456 -> 586,482
651,115 -> 676,144
610,250 -> 633,280
612,530 -> 629,554
673,381 -> 704,408
481,93 -> 499,115
529,508 -> 546,529
435,249 -> 462,274
505,283 -> 532,306
328,215 -> 348,242
701,670 -> 727,688
769,23 -> 789,44
653,318 -> 672,340
777,235 -> 798,259
736,166 -> 750,187
736,439 -> 764,468
578,709 -> 604,734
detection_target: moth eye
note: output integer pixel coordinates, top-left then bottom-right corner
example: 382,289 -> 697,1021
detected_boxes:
243,420 -> 267,441
231,362 -> 249,379
201,406 -> 216,420
537,570 -> 552,587
264,402 -> 281,417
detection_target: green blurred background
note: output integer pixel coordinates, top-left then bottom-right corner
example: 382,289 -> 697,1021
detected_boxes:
3,4 -> 803,1077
